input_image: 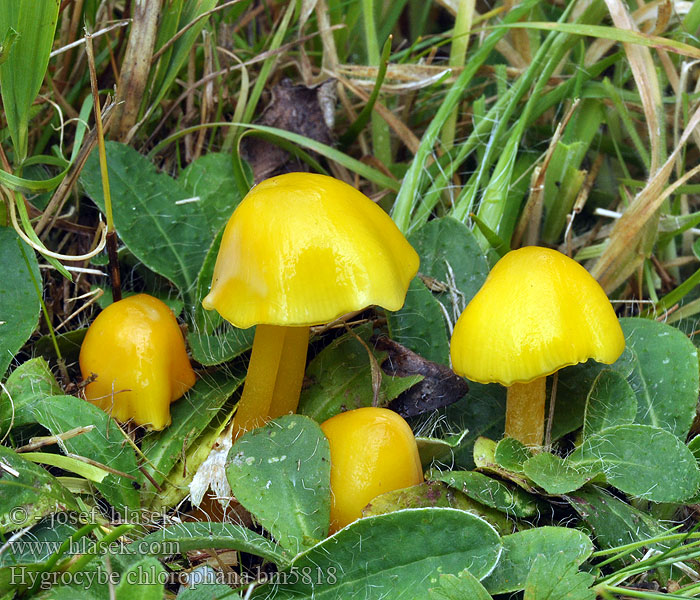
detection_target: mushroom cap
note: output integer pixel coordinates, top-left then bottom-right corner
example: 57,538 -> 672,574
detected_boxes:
202,173 -> 419,328
450,246 -> 625,386
79,294 -> 196,430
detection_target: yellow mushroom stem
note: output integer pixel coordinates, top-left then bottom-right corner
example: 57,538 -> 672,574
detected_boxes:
505,377 -> 546,447
232,324 -> 309,439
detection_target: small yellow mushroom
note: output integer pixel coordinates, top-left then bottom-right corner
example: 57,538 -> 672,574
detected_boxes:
450,246 -> 625,447
79,294 -> 196,430
320,407 -> 424,533
202,173 -> 419,438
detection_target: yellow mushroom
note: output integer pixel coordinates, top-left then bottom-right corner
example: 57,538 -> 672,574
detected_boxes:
450,246 -> 625,447
202,173 -> 418,437
320,407 -> 424,532
79,294 -> 196,430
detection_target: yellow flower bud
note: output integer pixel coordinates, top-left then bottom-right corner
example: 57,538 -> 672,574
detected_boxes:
320,407 -> 424,533
79,294 -> 196,430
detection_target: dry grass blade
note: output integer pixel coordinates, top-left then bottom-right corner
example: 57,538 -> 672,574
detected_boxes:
114,1 -> 161,141
590,104 -> 700,292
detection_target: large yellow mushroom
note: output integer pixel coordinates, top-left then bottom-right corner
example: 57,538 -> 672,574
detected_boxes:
450,246 -> 625,447
202,173 -> 418,437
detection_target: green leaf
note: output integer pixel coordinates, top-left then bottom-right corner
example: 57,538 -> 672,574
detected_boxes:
407,217 -> 489,319
429,469 -> 542,518
362,481 -> 511,534
20,452 -> 107,482
387,277 -> 450,365
569,424 -> 700,502
177,583 -> 241,600
616,318 -> 699,440
583,369 -> 636,437
416,429 -> 470,467
482,527 -> 593,595
126,522 -> 288,566
80,142 -> 212,303
29,395 -> 142,511
523,553 -> 595,600
0,357 -> 61,429
140,373 -> 242,491
0,445 -> 78,534
523,453 -> 594,495
298,324 -> 423,423
0,0 -> 59,161
566,486 -> 669,557
252,508 -> 502,599
226,415 -> 331,554
494,437 -> 533,472
429,570 -> 493,600
0,229 -> 40,378
114,557 -> 166,600
179,153 -> 242,237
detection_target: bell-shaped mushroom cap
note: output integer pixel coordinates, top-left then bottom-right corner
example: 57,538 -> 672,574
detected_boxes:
450,247 -> 625,386
80,294 -> 196,430
202,173 -> 419,328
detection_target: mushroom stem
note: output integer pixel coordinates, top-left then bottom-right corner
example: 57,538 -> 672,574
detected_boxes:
233,324 -> 309,439
505,378 -> 546,447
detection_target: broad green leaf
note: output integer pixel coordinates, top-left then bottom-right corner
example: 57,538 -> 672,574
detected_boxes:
0,229 -> 40,378
566,486 -> 669,558
523,553 -> 595,600
583,369 -> 636,437
0,519 -> 77,568
30,395 -> 142,511
551,346 -> 636,441
429,570 -> 493,600
407,217 -> 489,318
0,445 -> 78,534
298,324 -> 423,423
0,0 -> 59,161
387,278 -> 450,365
81,142 -> 212,303
494,437 -> 532,472
616,318 -> 699,440
362,481 -> 511,534
140,372 -> 242,490
416,429 -> 470,467
177,583 -> 241,599
429,469 -> 542,518
523,453 -> 594,495
569,424 -> 700,502
114,557 -> 165,600
126,522 -> 288,566
0,357 -> 61,429
227,415 -> 331,554
180,153 -> 242,236
252,508 -> 502,599
482,527 -> 593,595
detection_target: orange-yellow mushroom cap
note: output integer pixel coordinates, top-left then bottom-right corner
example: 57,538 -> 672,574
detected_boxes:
320,407 -> 424,532
201,173 -> 419,328
79,294 -> 196,430
450,247 -> 625,386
